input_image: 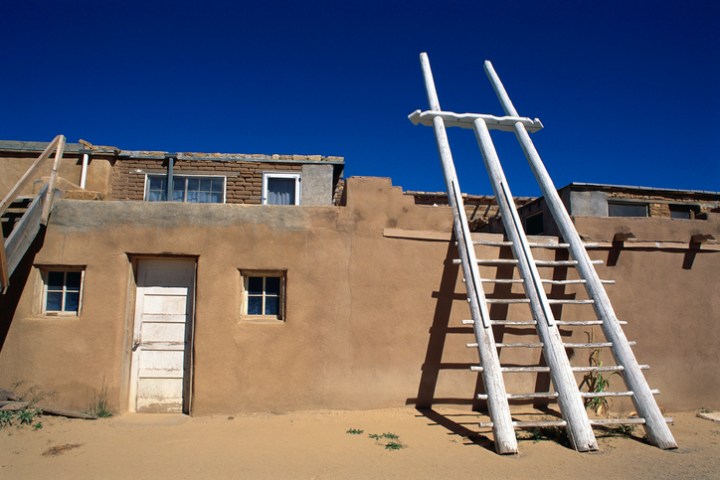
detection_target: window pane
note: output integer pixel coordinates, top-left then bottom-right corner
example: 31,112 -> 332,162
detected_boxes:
66,272 -> 81,289
46,291 -> 63,311
47,271 -> 64,289
64,292 -> 80,312
265,296 -> 279,316
247,296 -> 262,315
608,202 -> 648,217
267,178 -> 296,205
265,277 -> 280,295
211,178 -> 223,192
248,277 -> 264,294
209,192 -> 222,203
148,191 -> 165,202
149,176 -> 166,190
172,189 -> 184,202
187,177 -> 200,191
187,191 -> 199,203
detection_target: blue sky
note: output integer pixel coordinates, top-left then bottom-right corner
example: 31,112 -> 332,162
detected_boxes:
1,1 -> 717,196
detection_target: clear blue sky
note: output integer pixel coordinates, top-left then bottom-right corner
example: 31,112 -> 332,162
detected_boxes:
1,1 -> 717,196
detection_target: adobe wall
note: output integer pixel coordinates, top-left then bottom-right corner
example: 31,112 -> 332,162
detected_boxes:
0,177 -> 717,416
0,152 -> 113,199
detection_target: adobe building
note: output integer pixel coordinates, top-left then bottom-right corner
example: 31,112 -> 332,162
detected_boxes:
0,138 -> 718,417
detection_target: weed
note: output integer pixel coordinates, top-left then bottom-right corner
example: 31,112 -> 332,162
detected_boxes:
367,431 -> 406,450
33,422 -> 43,431
699,407 -> 711,414
579,329 -> 618,416
384,441 -> 405,450
521,427 -> 571,447
611,424 -> 635,436
346,428 -> 364,435
87,381 -> 113,418
0,407 -> 42,430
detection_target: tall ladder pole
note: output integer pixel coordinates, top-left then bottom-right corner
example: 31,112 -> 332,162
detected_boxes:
483,61 -> 677,450
420,53 -> 518,454
472,118 -> 598,451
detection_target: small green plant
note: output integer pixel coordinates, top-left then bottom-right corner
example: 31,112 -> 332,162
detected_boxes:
33,421 -> 43,430
579,329 -> 617,416
87,381 -> 113,418
520,427 -> 570,447
384,441 -> 405,450
611,424 -> 636,435
346,428 -> 364,435
367,432 -> 405,450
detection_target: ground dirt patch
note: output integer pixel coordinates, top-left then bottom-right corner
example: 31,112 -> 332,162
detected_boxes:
1,408 -> 718,479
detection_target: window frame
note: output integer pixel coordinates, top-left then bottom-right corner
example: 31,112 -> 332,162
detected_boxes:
240,271 -> 286,322
40,267 -> 85,316
607,201 -> 649,218
144,174 -> 227,204
261,172 -> 301,205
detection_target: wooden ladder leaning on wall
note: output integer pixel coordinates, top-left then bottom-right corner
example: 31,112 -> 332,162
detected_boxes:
409,53 -> 677,454
0,135 -> 66,293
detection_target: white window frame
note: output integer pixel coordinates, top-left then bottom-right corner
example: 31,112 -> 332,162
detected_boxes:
40,267 -> 85,316
144,174 -> 227,203
240,271 -> 286,322
261,172 -> 301,205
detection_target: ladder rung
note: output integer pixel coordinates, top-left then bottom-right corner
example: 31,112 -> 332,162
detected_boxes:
541,279 -> 586,285
479,420 -> 568,429
480,393 -> 558,402
547,299 -> 595,305
564,341 -> 637,348
573,364 -> 649,372
478,259 -> 519,265
472,240 -> 513,247
535,259 -> 604,266
470,364 -> 649,373
486,298 -> 530,304
497,342 -> 543,348
481,278 -> 524,284
490,320 -> 537,326
589,417 -> 672,426
581,389 -> 660,398
555,320 -> 628,326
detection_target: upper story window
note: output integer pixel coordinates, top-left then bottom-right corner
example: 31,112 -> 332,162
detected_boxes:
145,175 -> 225,203
42,269 -> 84,315
669,204 -> 700,219
608,201 -> 648,217
262,173 -> 301,205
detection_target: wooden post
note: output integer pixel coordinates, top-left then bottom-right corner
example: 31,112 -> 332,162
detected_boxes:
420,53 -> 517,454
41,135 -> 66,225
484,60 -> 677,450
472,118 -> 597,451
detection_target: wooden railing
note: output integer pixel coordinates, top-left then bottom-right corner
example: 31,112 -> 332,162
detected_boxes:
0,135 -> 66,292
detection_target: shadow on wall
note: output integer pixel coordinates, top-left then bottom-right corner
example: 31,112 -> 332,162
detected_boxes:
0,228 -> 45,350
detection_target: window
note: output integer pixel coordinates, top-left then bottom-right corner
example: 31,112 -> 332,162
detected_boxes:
262,173 -> 301,205
670,204 -> 699,219
145,175 -> 225,203
42,269 -> 84,315
608,201 -> 648,217
524,212 -> 544,235
241,272 -> 285,320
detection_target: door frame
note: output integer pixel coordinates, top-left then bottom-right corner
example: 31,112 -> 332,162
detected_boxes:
127,256 -> 197,414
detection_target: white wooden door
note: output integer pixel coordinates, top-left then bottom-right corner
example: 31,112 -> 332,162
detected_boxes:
129,258 -> 195,413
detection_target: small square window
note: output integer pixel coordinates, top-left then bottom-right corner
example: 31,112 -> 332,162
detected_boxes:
669,204 -> 699,219
41,269 -> 84,315
241,272 -> 286,321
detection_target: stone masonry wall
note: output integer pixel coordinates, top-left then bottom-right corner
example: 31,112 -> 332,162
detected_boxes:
110,158 -> 304,204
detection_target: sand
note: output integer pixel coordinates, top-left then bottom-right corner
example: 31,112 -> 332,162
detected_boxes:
1,408 -> 718,479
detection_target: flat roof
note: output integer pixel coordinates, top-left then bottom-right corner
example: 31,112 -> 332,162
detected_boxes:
0,140 -> 345,165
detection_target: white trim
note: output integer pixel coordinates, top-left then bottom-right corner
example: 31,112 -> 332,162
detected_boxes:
261,172 -> 301,205
144,173 -> 227,203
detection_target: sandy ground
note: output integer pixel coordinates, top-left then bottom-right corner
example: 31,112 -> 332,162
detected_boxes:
1,407 -> 718,480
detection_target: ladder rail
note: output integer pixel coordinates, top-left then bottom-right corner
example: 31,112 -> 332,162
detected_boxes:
472,118 -> 597,452
483,60 -> 677,450
419,53 -> 517,455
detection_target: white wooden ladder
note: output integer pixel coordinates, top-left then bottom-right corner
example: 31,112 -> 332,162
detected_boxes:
410,53 -> 677,453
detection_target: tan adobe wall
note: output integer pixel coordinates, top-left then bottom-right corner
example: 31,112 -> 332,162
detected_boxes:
0,152 -> 113,199
0,177 -> 717,417
109,158 -> 303,204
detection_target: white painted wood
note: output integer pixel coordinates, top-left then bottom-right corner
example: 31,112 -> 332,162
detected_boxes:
472,118 -> 597,452
484,60 -> 677,450
419,52 -> 517,455
41,135 -> 65,225
129,258 -> 195,414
